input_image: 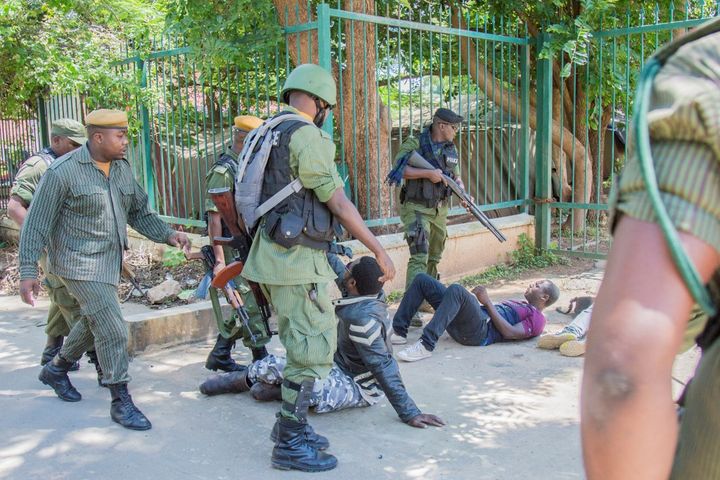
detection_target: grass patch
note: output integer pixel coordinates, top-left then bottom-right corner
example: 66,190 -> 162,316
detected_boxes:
386,289 -> 404,304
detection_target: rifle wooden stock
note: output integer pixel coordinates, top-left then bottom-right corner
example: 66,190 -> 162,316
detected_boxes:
407,151 -> 507,242
212,260 -> 274,333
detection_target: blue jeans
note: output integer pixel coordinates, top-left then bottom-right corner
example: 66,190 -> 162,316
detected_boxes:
392,274 -> 489,351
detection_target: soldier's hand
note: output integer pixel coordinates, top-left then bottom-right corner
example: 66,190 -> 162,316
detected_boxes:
376,252 -> 396,283
168,231 -> 192,253
406,413 -> 446,429
427,168 -> 447,185
19,279 -> 41,306
213,261 -> 225,277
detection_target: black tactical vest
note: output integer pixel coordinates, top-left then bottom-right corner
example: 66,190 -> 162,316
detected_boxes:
261,117 -> 340,250
401,131 -> 458,208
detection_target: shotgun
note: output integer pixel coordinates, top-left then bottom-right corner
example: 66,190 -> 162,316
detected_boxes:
407,151 -> 507,242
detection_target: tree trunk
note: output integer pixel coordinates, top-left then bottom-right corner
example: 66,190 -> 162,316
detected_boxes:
339,0 -> 392,222
272,0 -> 391,222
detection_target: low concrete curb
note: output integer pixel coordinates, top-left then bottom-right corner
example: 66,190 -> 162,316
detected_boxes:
125,300 -> 230,354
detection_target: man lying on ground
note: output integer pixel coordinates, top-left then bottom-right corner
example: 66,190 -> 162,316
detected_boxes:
391,273 -> 560,362
200,255 -> 445,430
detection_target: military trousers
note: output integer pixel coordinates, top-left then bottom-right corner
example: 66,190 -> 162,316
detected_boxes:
38,253 -> 82,338
670,334 -> 720,478
400,201 -> 449,290
56,279 -> 130,385
248,354 -> 370,413
260,282 -> 336,419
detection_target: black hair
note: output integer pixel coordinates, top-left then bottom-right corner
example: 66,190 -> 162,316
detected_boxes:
350,256 -> 384,296
543,280 -> 560,307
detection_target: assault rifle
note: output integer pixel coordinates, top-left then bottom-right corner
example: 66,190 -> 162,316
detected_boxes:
407,151 -> 507,243
185,245 -> 251,340
208,187 -> 274,333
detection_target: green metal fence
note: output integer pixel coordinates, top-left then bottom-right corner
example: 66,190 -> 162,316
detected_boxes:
540,4 -> 720,259
1,3 -> 718,260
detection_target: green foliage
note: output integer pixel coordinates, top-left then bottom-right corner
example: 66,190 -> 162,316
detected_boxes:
386,289 -> 404,304
460,233 -> 565,288
162,246 -> 186,267
164,0 -> 282,70
0,0 -> 165,117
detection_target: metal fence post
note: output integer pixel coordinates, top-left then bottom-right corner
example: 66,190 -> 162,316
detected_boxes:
534,33 -> 552,251
317,3 -> 350,196
37,97 -> 50,147
137,57 -> 157,210
520,42 -> 530,214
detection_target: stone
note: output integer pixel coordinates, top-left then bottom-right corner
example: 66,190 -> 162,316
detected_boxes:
147,279 -> 181,304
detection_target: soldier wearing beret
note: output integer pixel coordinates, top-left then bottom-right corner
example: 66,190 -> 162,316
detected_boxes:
18,109 -> 191,431
8,119 -> 104,378
201,114 -> 272,375
392,108 -> 467,323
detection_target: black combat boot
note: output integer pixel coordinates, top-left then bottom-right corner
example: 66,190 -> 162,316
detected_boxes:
38,355 -> 82,402
250,382 -> 282,402
199,369 -> 250,396
205,334 -> 244,372
86,350 -> 107,388
251,346 -> 269,362
108,383 -> 152,431
269,412 -> 329,451
40,336 -> 80,371
270,379 -> 336,471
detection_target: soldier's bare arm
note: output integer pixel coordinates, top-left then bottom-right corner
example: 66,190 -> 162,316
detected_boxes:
581,216 -> 720,479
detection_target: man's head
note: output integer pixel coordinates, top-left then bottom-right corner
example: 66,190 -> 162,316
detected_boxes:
342,256 -> 384,297
231,115 -> 263,152
85,109 -> 129,162
524,279 -> 560,310
431,108 -> 464,143
280,64 -> 336,128
49,118 -> 86,156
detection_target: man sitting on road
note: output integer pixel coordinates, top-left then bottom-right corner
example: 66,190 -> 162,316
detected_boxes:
391,273 -> 559,362
200,255 -> 445,430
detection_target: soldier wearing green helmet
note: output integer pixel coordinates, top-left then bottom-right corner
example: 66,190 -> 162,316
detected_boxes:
240,63 -> 396,472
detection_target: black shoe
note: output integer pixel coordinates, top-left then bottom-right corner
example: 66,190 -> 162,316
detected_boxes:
270,414 -> 329,451
40,337 -> 80,371
40,336 -> 62,366
251,346 -> 269,362
199,369 -> 250,396
271,416 -> 337,472
250,382 -> 282,402
205,334 -> 244,372
109,383 -> 152,431
38,355 -> 82,402
86,350 -> 107,388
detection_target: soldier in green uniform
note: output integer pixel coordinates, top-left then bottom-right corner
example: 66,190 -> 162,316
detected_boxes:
241,64 -> 395,472
19,109 -> 191,431
7,119 -> 96,372
203,114 -> 271,373
392,108 -> 468,322
581,19 -> 720,479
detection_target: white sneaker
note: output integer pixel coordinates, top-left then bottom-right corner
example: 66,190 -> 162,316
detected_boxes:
397,341 -> 432,362
389,330 -> 407,345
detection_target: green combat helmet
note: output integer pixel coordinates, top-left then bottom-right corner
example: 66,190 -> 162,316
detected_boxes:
280,64 -> 336,107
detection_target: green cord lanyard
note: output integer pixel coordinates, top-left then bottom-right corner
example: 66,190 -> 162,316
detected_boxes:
633,36 -> 718,317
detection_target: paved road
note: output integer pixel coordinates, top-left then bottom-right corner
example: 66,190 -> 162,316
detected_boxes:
0,267 -> 698,480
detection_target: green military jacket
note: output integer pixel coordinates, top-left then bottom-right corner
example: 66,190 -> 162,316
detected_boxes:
242,107 -> 344,285
204,146 -> 238,215
19,144 -> 174,285
10,148 -> 56,206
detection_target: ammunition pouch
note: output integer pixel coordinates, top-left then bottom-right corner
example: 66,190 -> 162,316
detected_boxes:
264,190 -> 339,251
401,179 -> 451,208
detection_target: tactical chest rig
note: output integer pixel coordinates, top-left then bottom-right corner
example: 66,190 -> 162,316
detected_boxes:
400,128 -> 459,209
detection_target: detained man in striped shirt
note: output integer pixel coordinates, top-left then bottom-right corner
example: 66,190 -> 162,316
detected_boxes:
18,109 -> 191,431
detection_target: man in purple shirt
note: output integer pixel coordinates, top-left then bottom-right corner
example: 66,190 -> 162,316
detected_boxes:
391,273 -> 559,362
